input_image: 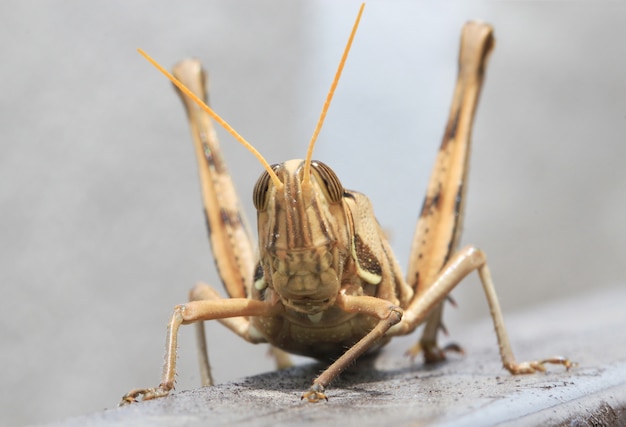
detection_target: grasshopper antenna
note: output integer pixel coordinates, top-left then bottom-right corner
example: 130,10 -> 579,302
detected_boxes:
303,2 -> 365,185
137,48 -> 283,189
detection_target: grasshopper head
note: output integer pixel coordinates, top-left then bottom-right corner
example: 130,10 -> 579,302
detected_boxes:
253,159 -> 350,314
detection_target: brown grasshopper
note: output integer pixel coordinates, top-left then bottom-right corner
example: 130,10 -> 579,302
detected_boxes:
121,4 -> 573,405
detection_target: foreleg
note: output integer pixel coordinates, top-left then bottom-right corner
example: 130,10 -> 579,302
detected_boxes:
301,294 -> 403,402
120,294 -> 281,405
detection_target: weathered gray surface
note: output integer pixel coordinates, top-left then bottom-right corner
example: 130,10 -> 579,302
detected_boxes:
45,284 -> 626,427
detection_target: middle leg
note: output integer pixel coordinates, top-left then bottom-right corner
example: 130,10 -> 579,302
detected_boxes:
301,294 -> 403,402
120,291 -> 281,405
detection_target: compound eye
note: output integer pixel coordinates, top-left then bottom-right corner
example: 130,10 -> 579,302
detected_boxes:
311,160 -> 343,204
253,170 -> 270,210
253,164 -> 280,210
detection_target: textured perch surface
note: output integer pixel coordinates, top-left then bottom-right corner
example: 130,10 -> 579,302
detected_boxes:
48,284 -> 626,427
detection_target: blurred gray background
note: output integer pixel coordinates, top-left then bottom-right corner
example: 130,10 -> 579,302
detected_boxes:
1,1 -> 625,425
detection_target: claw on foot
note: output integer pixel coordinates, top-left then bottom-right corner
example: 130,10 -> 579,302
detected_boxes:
506,356 -> 577,375
119,386 -> 171,406
301,383 -> 328,403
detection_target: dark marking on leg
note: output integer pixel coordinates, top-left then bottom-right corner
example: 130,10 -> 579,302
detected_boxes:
420,183 -> 443,217
453,182 -> 464,218
202,143 -> 215,167
220,208 -> 242,228
442,182 -> 465,266
203,208 -> 212,236
440,105 -> 461,150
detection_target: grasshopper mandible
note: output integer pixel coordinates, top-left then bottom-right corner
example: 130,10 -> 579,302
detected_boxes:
121,4 -> 573,405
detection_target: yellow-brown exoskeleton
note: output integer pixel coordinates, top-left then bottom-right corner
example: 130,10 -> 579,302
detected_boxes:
121,3 -> 573,405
